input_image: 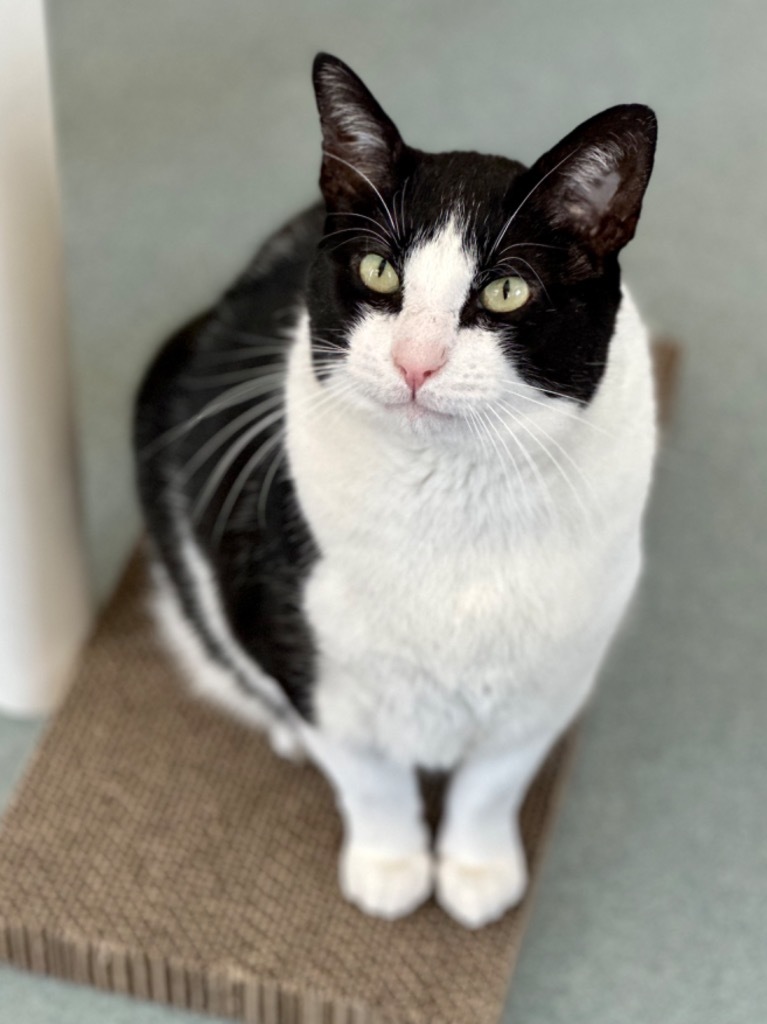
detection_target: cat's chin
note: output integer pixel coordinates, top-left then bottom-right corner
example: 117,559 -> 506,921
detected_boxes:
383,400 -> 452,423
378,398 -> 471,442
337,385 -> 471,442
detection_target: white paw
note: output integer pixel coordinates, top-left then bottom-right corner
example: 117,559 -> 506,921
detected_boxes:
340,845 -> 433,920
268,721 -> 305,762
436,852 -> 528,929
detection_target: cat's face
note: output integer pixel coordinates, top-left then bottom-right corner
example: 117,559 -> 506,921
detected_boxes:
307,54 -> 656,440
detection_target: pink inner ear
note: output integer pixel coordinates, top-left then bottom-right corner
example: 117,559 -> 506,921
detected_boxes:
526,105 -> 656,258
584,169 -> 622,215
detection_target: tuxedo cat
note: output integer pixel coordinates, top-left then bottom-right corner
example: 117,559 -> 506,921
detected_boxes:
134,53 -> 657,928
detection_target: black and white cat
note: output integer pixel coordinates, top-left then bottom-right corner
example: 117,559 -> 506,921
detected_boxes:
134,54 -> 657,928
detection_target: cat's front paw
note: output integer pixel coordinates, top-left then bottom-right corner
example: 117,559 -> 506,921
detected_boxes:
340,845 -> 433,920
436,852 -> 528,929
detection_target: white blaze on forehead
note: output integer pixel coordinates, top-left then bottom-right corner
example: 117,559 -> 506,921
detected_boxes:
401,218 -> 475,319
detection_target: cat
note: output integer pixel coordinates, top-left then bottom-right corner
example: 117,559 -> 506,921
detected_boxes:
134,53 -> 657,929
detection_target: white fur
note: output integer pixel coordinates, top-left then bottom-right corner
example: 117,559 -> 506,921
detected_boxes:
299,724 -> 432,918
287,222 -> 654,765
283,220 -> 656,923
435,731 -> 555,927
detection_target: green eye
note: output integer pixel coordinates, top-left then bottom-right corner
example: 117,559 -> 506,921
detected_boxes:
359,253 -> 400,294
480,276 -> 530,313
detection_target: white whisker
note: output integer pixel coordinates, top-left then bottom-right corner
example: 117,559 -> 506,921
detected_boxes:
492,401 -> 596,530
194,346 -> 292,363
497,241 -> 566,255
326,210 -> 395,238
257,446 -> 286,528
178,394 -> 284,484
183,368 -> 285,389
482,405 -> 553,523
192,407 -> 285,522
212,430 -> 285,546
472,407 -> 533,519
320,226 -> 392,251
139,378 -> 282,461
397,177 -> 410,235
489,149 -> 576,256
323,150 -> 400,241
494,255 -> 554,307
497,397 -> 602,514
497,379 -> 613,436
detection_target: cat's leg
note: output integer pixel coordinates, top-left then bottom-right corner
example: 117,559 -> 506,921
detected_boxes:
300,725 -> 432,920
435,729 -> 558,929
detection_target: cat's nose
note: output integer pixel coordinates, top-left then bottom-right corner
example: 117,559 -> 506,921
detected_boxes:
392,342 -> 447,394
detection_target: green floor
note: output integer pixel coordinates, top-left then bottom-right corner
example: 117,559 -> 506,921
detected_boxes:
2,1 -> 766,1021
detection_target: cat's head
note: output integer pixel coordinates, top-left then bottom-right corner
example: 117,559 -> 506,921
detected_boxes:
307,53 -> 656,440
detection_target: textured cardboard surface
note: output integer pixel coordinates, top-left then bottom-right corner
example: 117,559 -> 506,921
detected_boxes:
0,555 -> 575,1024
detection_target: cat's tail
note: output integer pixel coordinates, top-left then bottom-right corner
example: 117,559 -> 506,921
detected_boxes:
148,559 -> 305,763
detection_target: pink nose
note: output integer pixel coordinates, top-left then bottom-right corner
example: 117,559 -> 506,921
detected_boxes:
393,348 -> 447,394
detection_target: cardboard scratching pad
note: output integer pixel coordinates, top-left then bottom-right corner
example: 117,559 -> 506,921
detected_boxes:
0,341 -> 679,1023
0,555 -> 573,1023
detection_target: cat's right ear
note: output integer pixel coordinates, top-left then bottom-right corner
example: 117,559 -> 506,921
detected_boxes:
525,104 -> 657,259
312,54 -> 405,211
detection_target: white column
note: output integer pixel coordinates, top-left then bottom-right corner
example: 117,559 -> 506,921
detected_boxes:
0,0 -> 92,715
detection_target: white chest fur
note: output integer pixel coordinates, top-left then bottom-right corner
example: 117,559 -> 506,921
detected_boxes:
286,294 -> 656,769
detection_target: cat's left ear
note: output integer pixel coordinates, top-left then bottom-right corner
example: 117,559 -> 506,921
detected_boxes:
527,104 -> 657,258
312,53 -> 405,211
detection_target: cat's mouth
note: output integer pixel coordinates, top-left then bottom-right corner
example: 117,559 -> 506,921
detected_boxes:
382,397 -> 454,423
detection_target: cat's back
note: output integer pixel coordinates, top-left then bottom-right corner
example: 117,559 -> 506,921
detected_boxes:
134,203 -> 326,716
135,203 -> 324,453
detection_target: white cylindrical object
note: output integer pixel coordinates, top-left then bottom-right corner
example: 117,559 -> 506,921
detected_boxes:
0,0 -> 91,715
